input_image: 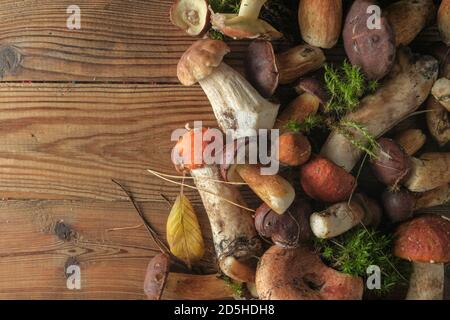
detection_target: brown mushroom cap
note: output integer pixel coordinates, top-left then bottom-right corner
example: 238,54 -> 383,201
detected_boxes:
245,40 -> 279,98
394,214 -> 450,263
170,0 -> 210,36
294,77 -> 330,105
343,0 -> 396,80
277,132 -> 312,167
256,245 -> 363,300
143,253 -> 170,300
211,14 -> 283,40
177,39 -> 230,85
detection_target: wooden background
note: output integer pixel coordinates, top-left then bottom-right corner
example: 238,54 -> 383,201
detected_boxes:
0,0 -> 445,299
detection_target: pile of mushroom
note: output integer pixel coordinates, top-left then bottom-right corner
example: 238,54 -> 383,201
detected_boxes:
145,0 -> 450,301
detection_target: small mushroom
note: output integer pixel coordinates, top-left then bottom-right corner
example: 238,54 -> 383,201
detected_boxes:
300,156 -> 356,203
211,0 -> 282,40
310,193 -> 381,239
221,141 -> 295,214
385,0 -> 435,47
438,0 -> 450,45
254,198 -> 313,248
309,201 -> 365,239
298,0 -> 343,49
177,39 -> 279,139
370,138 -> 411,189
394,129 -> 426,157
245,40 -> 325,98
343,0 -> 396,80
381,188 -> 416,223
170,0 -> 210,36
144,253 -> 235,300
432,78 -> 450,112
404,153 -> 450,193
274,92 -> 322,133
396,213 -> 450,300
256,245 -> 364,300
276,132 -> 311,167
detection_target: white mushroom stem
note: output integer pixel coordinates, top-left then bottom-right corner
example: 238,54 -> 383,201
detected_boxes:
310,201 -> 365,239
199,63 -> 279,139
190,165 -> 260,282
235,164 -> 295,215
406,262 -> 445,300
239,0 -> 266,20
404,153 -> 450,193
321,50 -> 438,172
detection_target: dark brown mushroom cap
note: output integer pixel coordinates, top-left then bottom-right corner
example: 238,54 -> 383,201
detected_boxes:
143,253 -> 170,300
256,245 -> 364,300
245,40 -> 279,98
394,214 -> 450,263
343,0 -> 396,80
294,77 -> 330,105
177,39 -> 230,85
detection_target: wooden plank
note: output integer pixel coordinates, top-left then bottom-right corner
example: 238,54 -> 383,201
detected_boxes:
0,0 -> 250,82
0,200 -> 217,299
0,1 -> 441,83
0,82 -> 228,202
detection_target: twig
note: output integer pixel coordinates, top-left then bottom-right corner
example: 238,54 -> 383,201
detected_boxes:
147,168 -> 248,185
106,224 -> 144,232
147,170 -> 256,213
112,179 -> 170,255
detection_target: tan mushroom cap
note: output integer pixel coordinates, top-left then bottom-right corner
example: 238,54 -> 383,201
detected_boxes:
256,245 -> 363,300
211,14 -> 283,40
177,39 -> 230,86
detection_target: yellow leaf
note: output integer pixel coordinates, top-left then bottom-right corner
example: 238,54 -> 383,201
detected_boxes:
166,194 -> 205,268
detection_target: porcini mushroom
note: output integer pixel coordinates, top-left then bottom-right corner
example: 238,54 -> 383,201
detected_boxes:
438,0 -> 450,45
343,0 -> 396,80
385,0 -> 435,47
254,198 -> 313,248
300,156 -> 356,203
173,128 -> 262,282
310,193 -> 382,239
144,253 -> 235,300
210,0 -> 282,40
394,129 -> 426,157
396,213 -> 450,300
432,78 -> 450,112
276,132 -> 311,167
298,0 -> 342,49
170,0 -> 210,36
177,39 -> 279,139
245,40 -> 325,98
256,245 -> 364,300
321,48 -> 438,172
404,153 -> 450,193
220,140 -> 295,214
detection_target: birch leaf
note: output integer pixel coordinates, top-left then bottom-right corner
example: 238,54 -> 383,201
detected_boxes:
166,194 -> 205,268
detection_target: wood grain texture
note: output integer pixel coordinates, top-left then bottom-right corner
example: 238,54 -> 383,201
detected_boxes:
0,200 -> 217,299
0,0 -> 441,82
0,0 -> 251,82
0,83 -> 222,202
